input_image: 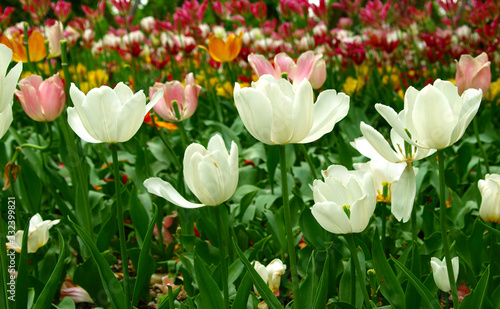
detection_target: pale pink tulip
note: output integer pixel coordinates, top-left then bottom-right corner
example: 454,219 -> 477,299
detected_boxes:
15,74 -> 65,122
149,73 -> 201,122
60,277 -> 94,304
248,51 -> 326,89
456,52 -> 491,95
47,20 -> 64,57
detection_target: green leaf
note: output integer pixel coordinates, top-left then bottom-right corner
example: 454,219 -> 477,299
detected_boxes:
157,286 -> 181,309
32,231 -> 67,309
391,255 -> 441,309
132,204 -> 159,305
232,273 -> 253,309
69,218 -> 126,309
129,188 -> 151,245
53,297 -> 76,309
232,238 -> 282,309
299,207 -> 327,249
459,266 -> 489,309
313,254 -> 329,309
372,231 -> 405,309
15,219 -> 30,309
193,249 -> 224,309
266,145 -> 279,193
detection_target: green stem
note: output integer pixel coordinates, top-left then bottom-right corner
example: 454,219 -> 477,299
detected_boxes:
173,104 -> 189,149
45,41 -> 55,76
278,145 -> 301,308
150,115 -> 181,171
346,234 -> 371,309
201,59 -> 223,123
473,117 -> 490,175
111,143 -> 131,309
411,201 -> 418,243
168,285 -> 175,309
215,205 -> 229,309
350,255 -> 356,305
23,23 -> 37,74
380,202 -> 387,255
489,222 -> 497,288
437,150 -> 459,306
297,144 -> 318,180
60,40 -> 71,102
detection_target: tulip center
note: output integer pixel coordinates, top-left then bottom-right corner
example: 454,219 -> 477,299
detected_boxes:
377,181 -> 391,203
342,204 -> 351,219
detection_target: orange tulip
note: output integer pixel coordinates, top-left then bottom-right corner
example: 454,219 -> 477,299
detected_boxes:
200,32 -> 243,63
0,30 -> 47,63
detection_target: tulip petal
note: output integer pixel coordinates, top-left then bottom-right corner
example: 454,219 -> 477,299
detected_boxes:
0,103 -> 13,138
183,143 -> 208,197
2,61 -> 23,112
289,79 -> 314,143
360,122 -> 402,163
274,53 -> 296,77
116,91 -> 147,142
299,90 -> 349,143
311,202 -> 352,234
375,104 -> 416,146
81,86 -> 122,142
391,164 -> 416,222
450,88 -> 482,145
350,137 -> 385,161
114,82 -> 134,104
144,177 -> 205,208
234,83 -> 274,144
248,53 -> 279,79
67,107 -> 101,143
411,85 -> 454,149
0,43 -> 13,77
349,194 -> 373,233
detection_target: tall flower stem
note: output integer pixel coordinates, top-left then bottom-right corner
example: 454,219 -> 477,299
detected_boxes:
215,205 -> 229,309
473,118 -> 490,175
437,150 -> 459,306
278,145 -> 301,308
111,143 -> 131,309
346,234 -> 371,309
379,202 -> 387,254
297,144 -> 318,180
173,104 -> 189,149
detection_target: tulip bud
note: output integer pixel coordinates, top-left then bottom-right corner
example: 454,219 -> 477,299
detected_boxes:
149,73 -> 201,122
46,20 -> 64,57
15,74 -> 65,122
455,52 -> 491,95
6,213 -> 60,253
144,134 -> 239,208
478,174 -> 500,223
430,257 -> 459,292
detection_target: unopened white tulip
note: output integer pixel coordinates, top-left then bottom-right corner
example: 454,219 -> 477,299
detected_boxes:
144,134 -> 238,207
478,174 -> 500,223
254,259 -> 287,296
430,257 -> 459,292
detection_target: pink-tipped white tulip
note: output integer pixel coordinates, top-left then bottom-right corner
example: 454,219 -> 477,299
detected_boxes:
149,73 -> 201,122
456,52 -> 491,95
15,74 -> 65,122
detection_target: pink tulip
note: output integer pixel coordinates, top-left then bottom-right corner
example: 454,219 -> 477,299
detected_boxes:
455,52 -> 491,95
248,51 -> 326,89
15,74 -> 65,122
46,20 -> 64,57
60,277 -> 94,304
149,73 -> 201,122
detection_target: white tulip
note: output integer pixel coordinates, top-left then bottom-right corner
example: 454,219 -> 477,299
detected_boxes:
430,257 -> 459,292
311,165 -> 376,234
6,214 -> 60,253
144,134 -> 238,207
0,44 -> 22,139
253,259 -> 287,296
478,174 -> 500,223
375,79 -> 482,150
234,75 -> 349,145
67,82 -> 162,143
351,135 -> 429,222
